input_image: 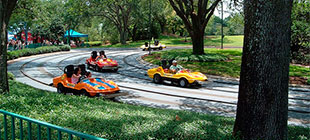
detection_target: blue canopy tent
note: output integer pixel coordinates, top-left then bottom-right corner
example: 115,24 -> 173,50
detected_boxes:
64,29 -> 88,37
64,29 -> 89,47
7,32 -> 16,41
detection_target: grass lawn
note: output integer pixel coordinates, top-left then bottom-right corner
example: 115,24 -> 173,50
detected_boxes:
87,35 -> 244,48
143,49 -> 310,81
159,35 -> 244,47
0,80 -> 309,139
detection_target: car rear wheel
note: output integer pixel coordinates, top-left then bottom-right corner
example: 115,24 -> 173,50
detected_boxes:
159,47 -> 163,50
57,83 -> 66,94
179,78 -> 188,88
153,74 -> 162,84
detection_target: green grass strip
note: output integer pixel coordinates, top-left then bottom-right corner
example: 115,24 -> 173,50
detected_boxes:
0,80 -> 309,139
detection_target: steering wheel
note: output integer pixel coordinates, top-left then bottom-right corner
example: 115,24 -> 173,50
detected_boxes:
78,75 -> 87,83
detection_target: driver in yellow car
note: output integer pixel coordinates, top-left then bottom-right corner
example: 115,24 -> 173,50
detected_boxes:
169,60 -> 184,73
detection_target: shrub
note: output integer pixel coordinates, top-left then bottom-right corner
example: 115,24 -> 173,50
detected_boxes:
87,41 -> 102,47
307,78 -> 310,85
7,45 -> 70,60
7,72 -> 15,80
157,49 -> 228,62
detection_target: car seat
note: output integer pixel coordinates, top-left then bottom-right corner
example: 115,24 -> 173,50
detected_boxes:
78,64 -> 87,76
161,60 -> 169,69
91,51 -> 98,59
154,40 -> 159,46
64,65 -> 74,83
168,59 -> 174,68
161,59 -> 169,73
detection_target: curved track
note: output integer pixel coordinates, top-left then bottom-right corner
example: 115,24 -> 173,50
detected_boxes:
8,48 -> 310,127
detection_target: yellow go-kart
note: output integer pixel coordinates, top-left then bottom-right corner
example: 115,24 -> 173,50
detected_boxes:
147,60 -> 207,87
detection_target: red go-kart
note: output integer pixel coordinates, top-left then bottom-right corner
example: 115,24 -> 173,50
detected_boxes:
86,51 -> 119,72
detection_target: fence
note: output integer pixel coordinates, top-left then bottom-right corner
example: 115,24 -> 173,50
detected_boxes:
0,110 -> 106,140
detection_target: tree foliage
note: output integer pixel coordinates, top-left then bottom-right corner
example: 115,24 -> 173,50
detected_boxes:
291,0 -> 310,51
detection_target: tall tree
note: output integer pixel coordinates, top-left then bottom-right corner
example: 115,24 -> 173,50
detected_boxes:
233,0 -> 292,139
90,0 -> 137,44
0,0 -> 18,93
168,0 -> 221,55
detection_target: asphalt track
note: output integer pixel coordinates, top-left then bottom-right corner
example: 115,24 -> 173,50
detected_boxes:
7,47 -> 310,127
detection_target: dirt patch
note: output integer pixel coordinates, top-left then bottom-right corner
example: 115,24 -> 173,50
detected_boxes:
142,54 -> 161,60
205,36 -> 217,39
289,77 -> 309,85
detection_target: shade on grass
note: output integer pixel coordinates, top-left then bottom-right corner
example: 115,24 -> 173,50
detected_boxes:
0,80 -> 309,139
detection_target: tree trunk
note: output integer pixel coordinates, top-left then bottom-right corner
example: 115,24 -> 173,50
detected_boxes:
191,29 -> 204,55
119,30 -> 127,44
233,0 -> 292,139
0,0 -> 18,93
132,24 -> 137,41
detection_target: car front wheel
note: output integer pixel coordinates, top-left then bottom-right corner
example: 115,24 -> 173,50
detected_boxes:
57,83 -> 65,94
153,74 -> 162,84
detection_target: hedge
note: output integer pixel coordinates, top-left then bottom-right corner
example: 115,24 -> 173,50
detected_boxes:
7,45 -> 71,60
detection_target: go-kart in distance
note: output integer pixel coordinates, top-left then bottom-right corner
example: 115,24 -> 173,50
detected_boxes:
141,40 -> 166,51
53,64 -> 122,98
86,51 -> 119,72
147,60 -> 207,87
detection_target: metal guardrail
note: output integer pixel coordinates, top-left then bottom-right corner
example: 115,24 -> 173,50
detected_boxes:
0,110 -> 106,140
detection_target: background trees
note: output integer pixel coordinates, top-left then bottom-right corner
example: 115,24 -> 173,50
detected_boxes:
291,0 -> 310,65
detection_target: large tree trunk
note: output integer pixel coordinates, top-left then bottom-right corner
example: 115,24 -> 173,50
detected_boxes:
0,0 -> 18,93
233,0 -> 292,139
119,29 -> 127,45
191,31 -> 204,55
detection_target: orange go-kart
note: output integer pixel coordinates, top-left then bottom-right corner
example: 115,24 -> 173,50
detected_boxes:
53,64 -> 121,98
85,51 -> 118,72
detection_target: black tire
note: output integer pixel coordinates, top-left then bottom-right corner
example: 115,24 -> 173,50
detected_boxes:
142,48 -> 146,51
57,83 -> 66,94
113,68 -> 118,72
159,47 -> 163,50
153,74 -> 162,84
178,78 -> 188,88
95,65 -> 101,72
81,89 -> 91,97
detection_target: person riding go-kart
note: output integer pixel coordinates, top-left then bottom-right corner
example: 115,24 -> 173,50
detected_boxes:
147,59 -> 207,87
140,39 -> 166,51
86,51 -> 119,72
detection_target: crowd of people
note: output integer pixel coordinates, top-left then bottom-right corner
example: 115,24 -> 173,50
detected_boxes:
7,39 -> 65,50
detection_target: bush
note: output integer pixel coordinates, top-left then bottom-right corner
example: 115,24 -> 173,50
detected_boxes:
7,72 -> 15,80
7,45 -> 70,60
307,78 -> 310,85
87,41 -> 102,47
157,49 -> 228,62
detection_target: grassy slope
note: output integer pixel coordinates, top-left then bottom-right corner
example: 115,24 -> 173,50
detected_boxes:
143,49 -> 310,79
1,80 -> 309,139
